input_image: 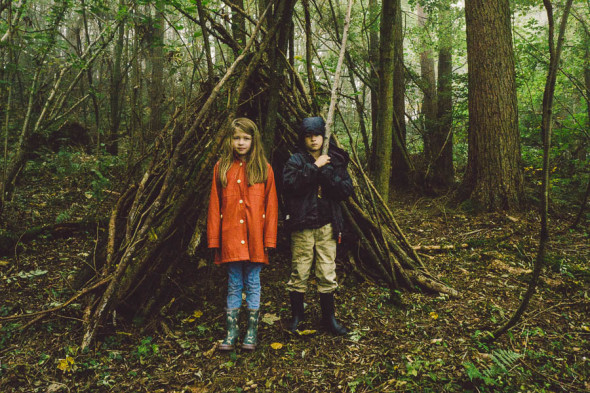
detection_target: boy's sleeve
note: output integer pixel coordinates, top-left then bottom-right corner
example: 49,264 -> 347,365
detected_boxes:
282,154 -> 319,194
319,163 -> 353,201
264,165 -> 279,248
207,164 -> 221,248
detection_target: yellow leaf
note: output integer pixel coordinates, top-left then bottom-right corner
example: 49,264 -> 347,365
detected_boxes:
296,329 -> 317,335
270,342 -> 283,350
149,228 -> 158,241
582,326 -> 590,332
183,310 -> 203,323
57,356 -> 75,372
429,312 -> 439,320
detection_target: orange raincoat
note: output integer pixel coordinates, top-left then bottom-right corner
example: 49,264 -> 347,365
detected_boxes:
207,160 -> 278,264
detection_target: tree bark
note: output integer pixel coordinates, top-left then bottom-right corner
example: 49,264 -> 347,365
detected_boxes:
262,0 -> 296,154
80,0 -> 101,155
572,24 -> 590,228
230,0 -> 246,52
390,0 -> 410,187
373,0 -> 395,202
196,0 -> 214,79
417,5 -> 437,169
302,0 -> 319,115
107,0 -> 127,155
426,2 -> 454,190
368,0 -> 379,140
460,0 -> 523,211
492,0 -> 573,340
148,8 -> 165,140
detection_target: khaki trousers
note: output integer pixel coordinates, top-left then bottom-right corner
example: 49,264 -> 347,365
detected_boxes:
286,224 -> 338,293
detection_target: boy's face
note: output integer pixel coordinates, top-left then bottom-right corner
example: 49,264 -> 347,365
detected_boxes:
304,133 -> 323,153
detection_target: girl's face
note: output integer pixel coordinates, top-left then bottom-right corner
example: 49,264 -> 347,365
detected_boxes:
232,128 -> 253,158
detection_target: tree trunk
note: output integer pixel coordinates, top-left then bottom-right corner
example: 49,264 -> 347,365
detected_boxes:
373,0 -> 395,201
148,8 -> 165,140
391,0 -> 410,187
107,0 -> 127,156
426,2 -> 454,190
302,0 -> 319,115
326,0 -> 369,156
493,0 -> 573,339
196,0 -> 214,79
460,0 -> 523,211
80,0 -> 101,154
262,0 -> 296,153
417,5 -> 437,169
572,21 -> 590,228
0,1 -> 69,205
129,8 -> 143,158
368,0 -> 379,142
231,0 -> 246,52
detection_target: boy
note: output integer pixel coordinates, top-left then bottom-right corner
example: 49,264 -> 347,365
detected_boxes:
282,116 -> 353,335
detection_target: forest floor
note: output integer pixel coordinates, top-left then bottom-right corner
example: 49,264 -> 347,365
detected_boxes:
1,152 -> 589,393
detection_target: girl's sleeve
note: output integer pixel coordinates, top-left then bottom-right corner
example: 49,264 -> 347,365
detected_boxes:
263,165 -> 279,248
207,163 -> 221,248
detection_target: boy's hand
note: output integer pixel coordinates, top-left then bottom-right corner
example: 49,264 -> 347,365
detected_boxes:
314,155 -> 331,168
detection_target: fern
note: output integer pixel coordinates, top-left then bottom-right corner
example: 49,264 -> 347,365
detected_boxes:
488,349 -> 522,374
463,349 -> 523,386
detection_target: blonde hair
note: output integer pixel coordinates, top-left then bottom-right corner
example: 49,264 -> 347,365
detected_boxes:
218,117 -> 268,187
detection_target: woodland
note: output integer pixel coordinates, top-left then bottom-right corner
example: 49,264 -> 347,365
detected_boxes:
0,0 -> 589,392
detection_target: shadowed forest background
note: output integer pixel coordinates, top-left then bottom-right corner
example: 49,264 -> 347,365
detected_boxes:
0,0 -> 589,392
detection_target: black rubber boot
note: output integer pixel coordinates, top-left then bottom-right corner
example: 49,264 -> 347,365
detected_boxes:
319,292 -> 348,336
288,291 -> 305,333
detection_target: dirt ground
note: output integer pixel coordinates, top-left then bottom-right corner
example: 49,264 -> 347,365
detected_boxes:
1,154 -> 589,393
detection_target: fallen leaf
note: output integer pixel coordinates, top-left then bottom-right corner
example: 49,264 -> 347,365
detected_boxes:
204,343 -> 218,357
296,329 -> 317,335
429,312 -> 439,320
270,342 -> 283,350
261,313 -> 280,325
56,356 -> 75,373
183,310 -> 204,323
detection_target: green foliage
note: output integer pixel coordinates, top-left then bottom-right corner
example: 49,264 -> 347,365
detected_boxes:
0,322 -> 21,350
133,336 -> 159,363
463,349 -> 523,388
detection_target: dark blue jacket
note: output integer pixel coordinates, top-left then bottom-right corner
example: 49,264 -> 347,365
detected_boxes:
282,143 -> 353,240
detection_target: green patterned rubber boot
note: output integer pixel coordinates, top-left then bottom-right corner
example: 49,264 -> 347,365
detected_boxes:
241,309 -> 260,351
218,308 -> 240,351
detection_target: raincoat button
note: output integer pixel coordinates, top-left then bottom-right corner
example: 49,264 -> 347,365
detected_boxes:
240,219 -> 244,224
239,200 -> 243,204
241,240 -> 245,244
237,179 -> 241,184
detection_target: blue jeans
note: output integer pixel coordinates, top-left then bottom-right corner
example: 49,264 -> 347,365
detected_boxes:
226,262 -> 263,310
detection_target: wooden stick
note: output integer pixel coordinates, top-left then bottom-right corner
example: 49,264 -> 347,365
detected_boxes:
322,0 -> 355,154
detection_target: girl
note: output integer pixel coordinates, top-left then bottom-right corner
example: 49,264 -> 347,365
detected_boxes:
207,117 -> 278,351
